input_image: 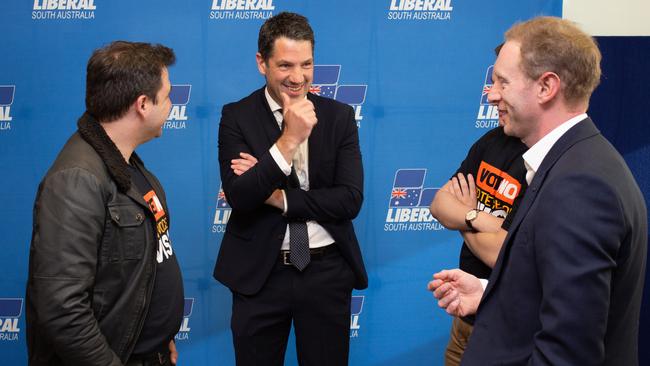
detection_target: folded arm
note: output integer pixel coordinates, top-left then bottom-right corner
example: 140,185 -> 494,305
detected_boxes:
218,106 -> 289,213
430,175 -> 507,267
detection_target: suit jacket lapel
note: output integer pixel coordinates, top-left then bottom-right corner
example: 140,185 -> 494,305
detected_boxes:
481,118 -> 601,301
306,93 -> 323,187
257,87 -> 282,147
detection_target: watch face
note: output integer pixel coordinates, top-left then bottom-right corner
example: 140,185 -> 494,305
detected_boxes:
466,209 -> 478,221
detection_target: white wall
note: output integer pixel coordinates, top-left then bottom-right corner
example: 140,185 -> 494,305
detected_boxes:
563,0 -> 650,36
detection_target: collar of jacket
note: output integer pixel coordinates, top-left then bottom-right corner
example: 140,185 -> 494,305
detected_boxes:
77,111 -> 143,193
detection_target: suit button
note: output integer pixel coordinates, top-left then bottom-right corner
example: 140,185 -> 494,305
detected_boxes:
114,214 -> 120,222
277,235 -> 284,240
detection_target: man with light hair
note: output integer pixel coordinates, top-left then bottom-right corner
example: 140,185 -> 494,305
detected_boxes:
429,16 -> 647,365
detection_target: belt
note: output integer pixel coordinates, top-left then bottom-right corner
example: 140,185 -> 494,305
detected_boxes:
279,244 -> 337,265
126,351 -> 170,366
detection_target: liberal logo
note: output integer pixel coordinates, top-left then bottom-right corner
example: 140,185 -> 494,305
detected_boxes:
32,0 -> 96,20
310,65 -> 367,128
387,0 -> 453,21
175,298 -> 194,341
209,0 -> 274,20
350,296 -> 364,338
211,185 -> 231,234
0,298 -> 22,341
0,85 -> 14,131
165,84 -> 191,130
385,169 -> 444,232
476,65 -> 499,129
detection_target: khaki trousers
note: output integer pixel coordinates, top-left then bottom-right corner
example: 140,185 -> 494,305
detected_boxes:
444,317 -> 474,366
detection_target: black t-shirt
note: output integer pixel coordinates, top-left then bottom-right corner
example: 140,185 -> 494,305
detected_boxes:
454,126 -> 527,283
128,164 -> 184,355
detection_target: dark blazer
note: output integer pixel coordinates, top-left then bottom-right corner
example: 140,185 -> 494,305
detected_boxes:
463,118 -> 647,365
214,87 -> 368,295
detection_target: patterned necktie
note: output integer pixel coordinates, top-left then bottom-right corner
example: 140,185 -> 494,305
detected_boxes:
289,219 -> 310,271
278,109 -> 310,270
288,167 -> 310,271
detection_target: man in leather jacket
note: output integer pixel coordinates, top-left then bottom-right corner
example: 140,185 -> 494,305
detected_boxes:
26,41 -> 184,366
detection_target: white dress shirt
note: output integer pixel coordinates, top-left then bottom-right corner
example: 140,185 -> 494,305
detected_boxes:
522,113 -> 587,184
265,88 -> 335,250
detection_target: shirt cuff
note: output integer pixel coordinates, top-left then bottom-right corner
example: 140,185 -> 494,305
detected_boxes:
270,144 -> 292,175
479,278 -> 488,291
281,189 -> 288,215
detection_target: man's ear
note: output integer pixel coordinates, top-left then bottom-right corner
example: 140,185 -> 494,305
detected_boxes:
134,95 -> 148,117
537,71 -> 561,105
256,52 -> 267,76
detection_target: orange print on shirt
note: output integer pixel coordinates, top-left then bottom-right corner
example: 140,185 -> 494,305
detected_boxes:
475,161 -> 522,205
143,190 -> 165,221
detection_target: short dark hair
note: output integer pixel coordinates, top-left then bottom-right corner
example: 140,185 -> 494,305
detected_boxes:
85,41 -> 175,122
258,12 -> 314,61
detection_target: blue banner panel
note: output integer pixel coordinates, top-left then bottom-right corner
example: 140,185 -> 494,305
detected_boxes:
0,1 -> 561,364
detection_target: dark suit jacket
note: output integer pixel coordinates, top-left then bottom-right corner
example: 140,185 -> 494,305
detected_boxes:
214,87 -> 368,295
463,118 -> 647,365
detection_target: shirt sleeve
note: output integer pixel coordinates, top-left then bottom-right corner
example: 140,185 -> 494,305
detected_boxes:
479,278 -> 488,290
270,143 -> 292,176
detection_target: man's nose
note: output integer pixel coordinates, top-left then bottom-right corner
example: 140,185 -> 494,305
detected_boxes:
288,67 -> 304,84
487,87 -> 500,104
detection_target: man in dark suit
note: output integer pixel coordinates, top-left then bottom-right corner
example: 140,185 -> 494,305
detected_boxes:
214,12 -> 367,366
429,16 -> 647,365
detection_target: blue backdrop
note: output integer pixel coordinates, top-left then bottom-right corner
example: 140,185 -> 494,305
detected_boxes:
11,1 -> 639,365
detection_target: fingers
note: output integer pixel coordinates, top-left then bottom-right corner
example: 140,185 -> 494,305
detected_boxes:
239,152 -> 258,163
451,177 -> 462,198
433,269 -> 457,282
445,296 -> 461,316
168,340 -> 178,365
427,278 -> 444,292
290,99 -> 317,122
279,97 -> 317,146
437,287 -> 460,313
231,152 -> 258,176
467,173 -> 476,196
457,173 -> 469,196
281,93 -> 316,121
433,282 -> 453,300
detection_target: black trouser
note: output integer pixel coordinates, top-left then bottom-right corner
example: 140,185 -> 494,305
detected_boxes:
231,245 -> 355,366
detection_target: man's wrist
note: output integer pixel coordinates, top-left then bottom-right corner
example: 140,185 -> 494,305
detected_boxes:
276,136 -> 300,163
465,209 -> 479,231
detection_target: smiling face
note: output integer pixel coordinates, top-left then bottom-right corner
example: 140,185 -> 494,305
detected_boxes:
488,41 -> 540,145
256,37 -> 314,106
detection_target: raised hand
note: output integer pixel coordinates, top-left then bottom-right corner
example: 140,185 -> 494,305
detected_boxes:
427,268 -> 483,317
276,92 -> 317,163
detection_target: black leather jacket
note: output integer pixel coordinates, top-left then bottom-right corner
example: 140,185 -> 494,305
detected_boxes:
26,113 -> 168,365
